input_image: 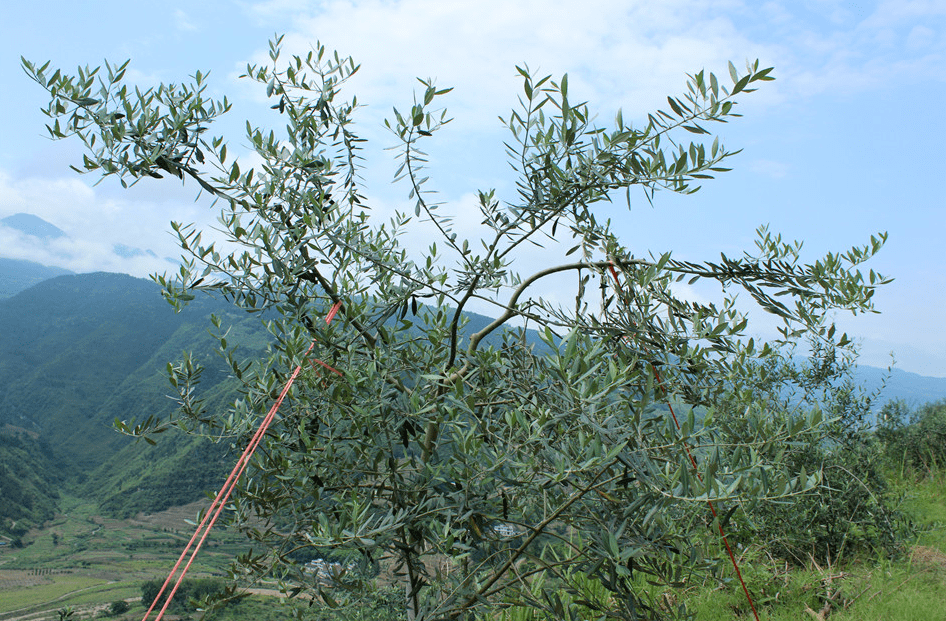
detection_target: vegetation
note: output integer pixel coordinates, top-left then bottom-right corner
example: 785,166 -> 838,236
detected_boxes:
711,343 -> 914,567
878,399 -> 946,477
0,429 -> 62,538
22,35 -> 902,621
140,576 -> 228,614
108,599 -> 130,616
0,451 -> 943,619
0,273 -> 275,529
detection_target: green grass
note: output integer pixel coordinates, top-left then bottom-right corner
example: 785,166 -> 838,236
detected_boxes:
900,472 -> 946,549
686,557 -> 946,620
0,573 -> 103,613
684,469 -> 946,620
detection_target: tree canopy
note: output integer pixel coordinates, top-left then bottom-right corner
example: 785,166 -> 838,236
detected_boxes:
24,36 -> 891,620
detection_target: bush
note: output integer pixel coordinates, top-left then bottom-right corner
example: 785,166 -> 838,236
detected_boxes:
108,600 -> 130,616
878,399 -> 946,477
714,344 -> 913,565
141,577 -> 227,613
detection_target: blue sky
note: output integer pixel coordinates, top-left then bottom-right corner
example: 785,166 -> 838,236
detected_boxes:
1,0 -> 943,377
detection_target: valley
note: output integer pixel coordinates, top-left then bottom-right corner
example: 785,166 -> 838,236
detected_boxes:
0,497 -> 251,620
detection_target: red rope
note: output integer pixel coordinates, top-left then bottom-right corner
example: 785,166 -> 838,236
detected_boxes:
606,264 -> 760,621
142,301 -> 343,621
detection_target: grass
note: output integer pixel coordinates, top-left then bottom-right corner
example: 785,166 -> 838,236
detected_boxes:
685,555 -> 946,620
0,573 -> 101,611
683,469 -> 946,620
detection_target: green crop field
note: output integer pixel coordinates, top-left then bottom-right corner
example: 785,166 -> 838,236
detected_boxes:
0,496 -> 252,621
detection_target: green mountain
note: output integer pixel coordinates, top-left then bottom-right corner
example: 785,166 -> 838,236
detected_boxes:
0,273 -> 270,531
0,426 -> 63,541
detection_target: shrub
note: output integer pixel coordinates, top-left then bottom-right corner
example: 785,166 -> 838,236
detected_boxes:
714,344 -> 913,565
878,399 -> 946,477
108,600 -> 130,616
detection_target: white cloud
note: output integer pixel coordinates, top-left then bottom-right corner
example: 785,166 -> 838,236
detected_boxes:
174,9 -> 198,32
757,0 -> 946,97
0,170 -> 219,277
748,159 -> 790,179
245,0 -> 769,131
905,25 -> 937,51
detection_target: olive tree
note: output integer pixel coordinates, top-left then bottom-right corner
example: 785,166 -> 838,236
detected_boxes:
24,37 -> 889,620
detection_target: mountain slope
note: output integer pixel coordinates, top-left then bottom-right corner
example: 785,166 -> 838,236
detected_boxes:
854,365 -> 946,405
0,426 -> 63,540
0,257 -> 73,299
0,273 -> 270,527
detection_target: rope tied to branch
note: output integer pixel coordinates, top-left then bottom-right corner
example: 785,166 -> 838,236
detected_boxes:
606,262 -> 760,621
142,301 -> 342,621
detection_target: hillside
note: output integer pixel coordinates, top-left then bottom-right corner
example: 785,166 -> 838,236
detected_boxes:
0,426 -> 62,542
0,257 -> 73,299
0,273 -> 270,533
854,364 -> 946,405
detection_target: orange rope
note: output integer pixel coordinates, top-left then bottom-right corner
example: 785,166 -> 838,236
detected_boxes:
606,263 -> 760,621
142,301 -> 342,621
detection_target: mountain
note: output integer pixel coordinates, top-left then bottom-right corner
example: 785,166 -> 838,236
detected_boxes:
854,365 -> 946,406
0,273 -> 270,531
0,426 -> 63,540
0,257 -> 73,299
0,212 -> 67,240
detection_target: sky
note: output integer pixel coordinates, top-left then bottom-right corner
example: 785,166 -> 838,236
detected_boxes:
0,0 -> 944,377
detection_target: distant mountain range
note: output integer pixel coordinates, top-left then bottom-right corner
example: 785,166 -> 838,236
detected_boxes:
0,212 -> 172,279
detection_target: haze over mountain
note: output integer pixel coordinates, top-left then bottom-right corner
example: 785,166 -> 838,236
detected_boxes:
0,257 -> 73,299
1,212 -> 67,240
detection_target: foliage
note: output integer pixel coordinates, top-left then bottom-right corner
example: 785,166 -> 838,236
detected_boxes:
877,399 -> 946,477
709,342 -> 913,565
0,429 -> 61,537
140,577 -> 227,613
25,36 -> 891,621
688,473 -> 946,621
291,585 -> 407,621
108,599 -> 130,616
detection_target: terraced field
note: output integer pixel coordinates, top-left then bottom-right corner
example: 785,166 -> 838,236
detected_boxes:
0,497 -> 249,620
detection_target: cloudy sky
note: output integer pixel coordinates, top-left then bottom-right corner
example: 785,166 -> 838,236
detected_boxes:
1,0 -> 944,377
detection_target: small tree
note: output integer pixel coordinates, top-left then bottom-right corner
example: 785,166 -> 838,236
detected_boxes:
26,37 -> 890,620
108,600 -> 130,616
710,339 -> 912,565
878,399 -> 946,477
